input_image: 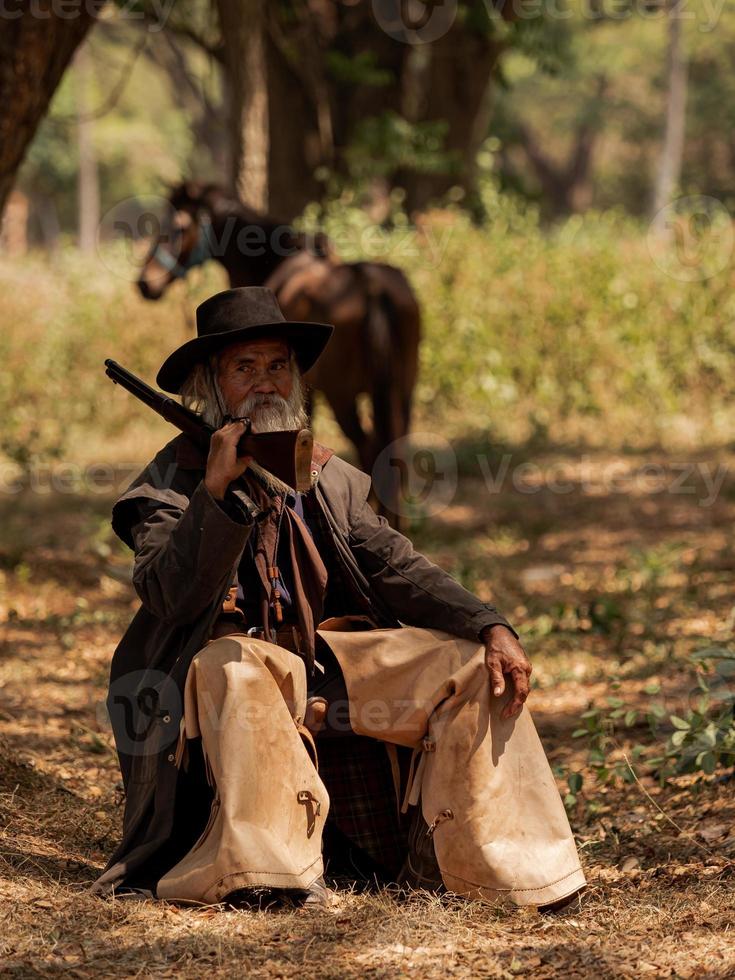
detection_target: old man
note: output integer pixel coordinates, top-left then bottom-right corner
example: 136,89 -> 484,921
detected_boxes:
91,286 -> 585,909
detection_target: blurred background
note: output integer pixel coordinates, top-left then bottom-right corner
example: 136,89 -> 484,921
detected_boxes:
1,6 -> 735,970
2,0 -> 735,472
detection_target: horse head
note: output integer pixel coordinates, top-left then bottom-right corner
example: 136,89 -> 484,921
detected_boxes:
138,181 -> 220,300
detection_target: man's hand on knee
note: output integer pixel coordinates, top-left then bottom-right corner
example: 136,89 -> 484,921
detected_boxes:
480,624 -> 532,719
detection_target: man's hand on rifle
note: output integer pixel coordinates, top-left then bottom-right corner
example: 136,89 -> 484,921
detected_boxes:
205,420 -> 254,500
481,624 -> 532,720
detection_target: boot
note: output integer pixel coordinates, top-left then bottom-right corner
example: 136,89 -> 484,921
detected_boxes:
396,805 -> 444,893
300,874 -> 332,908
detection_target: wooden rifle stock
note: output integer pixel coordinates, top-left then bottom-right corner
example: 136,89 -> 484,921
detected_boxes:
104,359 -> 314,491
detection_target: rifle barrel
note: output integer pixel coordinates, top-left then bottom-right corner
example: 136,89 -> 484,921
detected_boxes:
104,359 -> 211,447
105,359 -> 175,412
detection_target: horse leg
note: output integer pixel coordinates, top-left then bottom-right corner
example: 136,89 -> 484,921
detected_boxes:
328,396 -> 373,475
341,407 -> 399,525
360,288 -> 408,528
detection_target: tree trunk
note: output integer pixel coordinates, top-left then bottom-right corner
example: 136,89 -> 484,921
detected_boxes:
328,1 -> 408,153
265,27 -> 323,220
215,0 -> 269,213
0,189 -> 29,256
400,24 -> 503,212
264,1 -> 409,219
515,76 -> 608,219
36,193 -> 61,250
0,0 -> 104,216
75,44 -> 100,253
651,0 -> 688,231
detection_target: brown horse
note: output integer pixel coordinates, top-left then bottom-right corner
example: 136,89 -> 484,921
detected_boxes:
138,182 -> 421,523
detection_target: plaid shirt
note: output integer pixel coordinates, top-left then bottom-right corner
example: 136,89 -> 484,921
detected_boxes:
316,735 -> 410,880
298,489 -> 409,880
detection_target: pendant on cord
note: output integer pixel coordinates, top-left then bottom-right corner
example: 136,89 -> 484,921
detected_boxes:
267,564 -> 283,624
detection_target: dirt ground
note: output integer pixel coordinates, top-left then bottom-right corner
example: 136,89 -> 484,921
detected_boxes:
1,444 -> 734,978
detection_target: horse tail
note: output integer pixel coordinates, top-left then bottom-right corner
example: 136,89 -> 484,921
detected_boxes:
353,263 -> 399,452
353,262 -> 421,524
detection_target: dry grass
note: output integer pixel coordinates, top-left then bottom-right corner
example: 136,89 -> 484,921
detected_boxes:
1,445 -> 734,978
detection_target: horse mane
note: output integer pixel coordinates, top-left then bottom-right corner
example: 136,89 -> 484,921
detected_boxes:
167,180 -> 331,257
168,180 -> 281,226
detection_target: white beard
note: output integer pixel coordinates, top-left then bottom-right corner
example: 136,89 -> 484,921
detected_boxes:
231,385 -> 309,495
232,387 -> 307,434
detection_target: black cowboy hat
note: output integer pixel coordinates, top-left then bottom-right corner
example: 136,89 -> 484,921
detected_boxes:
156,286 -> 334,394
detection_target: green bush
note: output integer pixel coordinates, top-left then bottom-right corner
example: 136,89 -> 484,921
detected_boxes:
307,185 -> 735,448
565,648 -> 735,811
0,248 -> 226,469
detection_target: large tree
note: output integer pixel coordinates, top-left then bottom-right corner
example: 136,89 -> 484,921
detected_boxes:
271,0 -> 521,214
215,0 -> 269,211
143,0 -> 524,218
650,0 -> 688,231
0,0 -> 105,216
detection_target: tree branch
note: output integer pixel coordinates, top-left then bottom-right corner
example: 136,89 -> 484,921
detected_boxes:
139,9 -> 224,63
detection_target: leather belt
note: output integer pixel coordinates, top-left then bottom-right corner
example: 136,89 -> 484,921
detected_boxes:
246,623 -> 305,655
210,613 -> 305,655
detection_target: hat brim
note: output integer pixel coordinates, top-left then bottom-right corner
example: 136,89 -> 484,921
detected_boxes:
156,321 -> 334,394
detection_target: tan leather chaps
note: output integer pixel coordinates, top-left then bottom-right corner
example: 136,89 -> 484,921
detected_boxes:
156,636 -> 327,904
156,627 -> 586,907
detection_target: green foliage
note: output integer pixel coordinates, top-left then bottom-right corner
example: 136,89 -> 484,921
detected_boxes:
19,26 -> 210,235
570,680 -> 645,798
325,51 -> 393,88
566,648 -> 735,812
343,113 -> 456,183
495,1 -> 735,215
0,248 -> 225,469
564,770 -> 584,809
308,183 -> 735,448
616,544 -> 689,595
658,647 -> 735,778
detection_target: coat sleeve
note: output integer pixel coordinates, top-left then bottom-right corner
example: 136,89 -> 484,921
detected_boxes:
120,480 -> 256,626
347,491 -> 518,642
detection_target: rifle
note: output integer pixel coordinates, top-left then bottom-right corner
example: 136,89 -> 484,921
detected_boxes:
104,359 -> 314,491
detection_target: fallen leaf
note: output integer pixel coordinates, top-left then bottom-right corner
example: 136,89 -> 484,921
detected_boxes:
697,823 -> 729,843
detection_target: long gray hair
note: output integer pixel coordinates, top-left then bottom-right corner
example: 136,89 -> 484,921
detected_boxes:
180,349 -> 309,494
180,350 -> 307,427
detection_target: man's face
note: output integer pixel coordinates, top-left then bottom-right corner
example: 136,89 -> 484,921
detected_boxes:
217,337 -> 302,432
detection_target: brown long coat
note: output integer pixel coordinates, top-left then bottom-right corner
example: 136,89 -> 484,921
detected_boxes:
91,434 -> 516,895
